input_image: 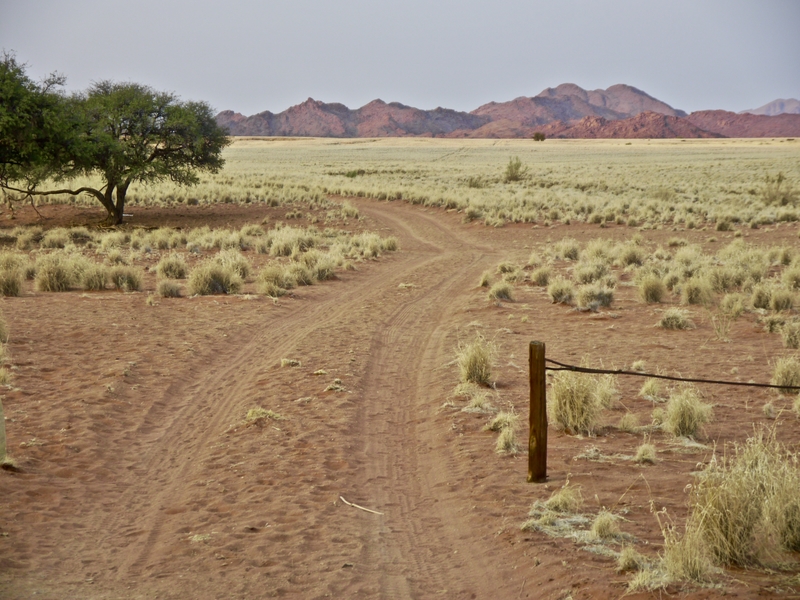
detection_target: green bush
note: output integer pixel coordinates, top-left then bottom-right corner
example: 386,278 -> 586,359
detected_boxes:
503,156 -> 528,183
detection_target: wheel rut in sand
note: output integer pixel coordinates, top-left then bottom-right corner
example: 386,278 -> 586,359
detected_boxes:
5,200 -> 523,599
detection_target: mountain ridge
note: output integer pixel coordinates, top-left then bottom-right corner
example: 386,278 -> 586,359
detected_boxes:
217,84 -> 800,139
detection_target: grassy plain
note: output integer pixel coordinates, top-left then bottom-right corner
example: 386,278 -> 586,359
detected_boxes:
29,137 -> 800,230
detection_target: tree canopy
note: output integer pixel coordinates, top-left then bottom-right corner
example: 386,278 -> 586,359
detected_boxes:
0,54 -> 230,223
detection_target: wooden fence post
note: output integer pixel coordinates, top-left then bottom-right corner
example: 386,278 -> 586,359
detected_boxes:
528,341 -> 547,483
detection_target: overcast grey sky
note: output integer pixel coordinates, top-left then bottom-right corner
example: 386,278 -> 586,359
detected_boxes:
1,0 -> 798,116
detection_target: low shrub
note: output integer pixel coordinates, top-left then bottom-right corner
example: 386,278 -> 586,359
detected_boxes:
488,281 -> 513,301
770,289 -> 794,311
781,321 -> 800,349
658,308 -> 694,330
456,334 -> 495,386
576,284 -> 613,309
531,266 -> 551,286
663,386 -> 712,438
547,277 -> 574,304
34,255 -> 73,292
771,355 -> 800,394
157,280 -> 182,298
548,369 -> 603,434
638,274 -> 666,303
81,265 -> 108,291
188,262 -> 243,295
156,253 -> 188,279
109,266 -> 143,292
681,277 -> 714,306
0,269 -> 23,297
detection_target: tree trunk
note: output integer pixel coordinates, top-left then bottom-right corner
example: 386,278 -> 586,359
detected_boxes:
113,181 -> 130,225
101,182 -> 121,224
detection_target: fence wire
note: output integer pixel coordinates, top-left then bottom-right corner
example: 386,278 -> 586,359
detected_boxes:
545,358 -> 800,391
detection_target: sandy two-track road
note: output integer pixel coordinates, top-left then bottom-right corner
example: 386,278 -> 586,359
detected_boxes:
1,199 -> 794,599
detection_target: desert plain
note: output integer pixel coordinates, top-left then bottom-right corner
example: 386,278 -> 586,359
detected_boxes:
1,138 -> 800,599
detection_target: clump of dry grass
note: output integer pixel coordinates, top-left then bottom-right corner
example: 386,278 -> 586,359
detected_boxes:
681,277 -> 714,306
156,253 -> 188,279
488,281 -> 513,301
675,429 -> 800,570
617,546 -> 647,573
633,442 -> 657,464
0,268 -> 23,297
771,355 -> 800,394
618,412 -> 639,433
280,358 -> 301,367
639,377 -> 663,401
456,334 -> 495,386
109,266 -> 143,292
663,386 -> 712,438
215,249 -> 252,279
590,511 -> 620,540
34,254 -> 73,292
485,411 -> 519,432
495,427 -> 519,455
245,407 -> 283,425
781,321 -> 800,349
478,270 -> 491,287
531,266 -> 551,287
548,369 -> 607,435
80,264 -> 108,291
157,280 -> 182,298
545,483 -> 583,513
188,262 -> 243,295
547,277 -> 574,304
638,274 -> 667,303
576,284 -> 614,310
658,308 -> 694,330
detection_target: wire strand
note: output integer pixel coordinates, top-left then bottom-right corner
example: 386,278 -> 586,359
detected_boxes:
544,358 -> 800,391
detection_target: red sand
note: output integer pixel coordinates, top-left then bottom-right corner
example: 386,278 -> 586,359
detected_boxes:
0,200 -> 798,599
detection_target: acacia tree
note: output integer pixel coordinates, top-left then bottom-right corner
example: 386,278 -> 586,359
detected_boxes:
1,56 -> 230,224
0,53 -> 87,196
73,81 -> 230,223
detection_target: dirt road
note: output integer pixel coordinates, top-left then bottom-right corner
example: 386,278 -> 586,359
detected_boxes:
2,199 -> 792,599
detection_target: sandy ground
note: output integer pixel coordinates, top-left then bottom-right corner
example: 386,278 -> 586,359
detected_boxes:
0,200 -> 799,599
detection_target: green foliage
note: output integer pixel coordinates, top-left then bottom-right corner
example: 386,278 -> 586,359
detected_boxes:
532,132 -> 546,142
0,57 -> 230,224
503,156 -> 528,183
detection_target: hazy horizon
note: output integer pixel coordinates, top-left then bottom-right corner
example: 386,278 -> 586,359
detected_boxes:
1,0 -> 798,116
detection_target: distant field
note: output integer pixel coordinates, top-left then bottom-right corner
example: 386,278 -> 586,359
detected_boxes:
35,137 -> 800,229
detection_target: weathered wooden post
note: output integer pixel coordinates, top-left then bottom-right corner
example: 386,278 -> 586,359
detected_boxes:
528,341 -> 547,482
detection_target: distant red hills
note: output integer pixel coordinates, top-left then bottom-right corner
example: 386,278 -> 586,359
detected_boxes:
216,84 -> 800,139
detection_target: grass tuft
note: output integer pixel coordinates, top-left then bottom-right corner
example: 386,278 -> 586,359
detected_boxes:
455,334 -> 495,386
663,386 -> 712,438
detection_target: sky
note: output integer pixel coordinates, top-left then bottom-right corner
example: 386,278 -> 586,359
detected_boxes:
1,0 -> 799,116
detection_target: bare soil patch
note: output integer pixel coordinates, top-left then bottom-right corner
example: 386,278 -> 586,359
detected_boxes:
0,200 -> 798,599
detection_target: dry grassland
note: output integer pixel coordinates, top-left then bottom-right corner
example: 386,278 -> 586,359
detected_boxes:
1,138 -> 800,599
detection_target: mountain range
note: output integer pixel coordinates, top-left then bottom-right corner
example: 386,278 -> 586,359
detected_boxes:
216,84 -> 800,139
